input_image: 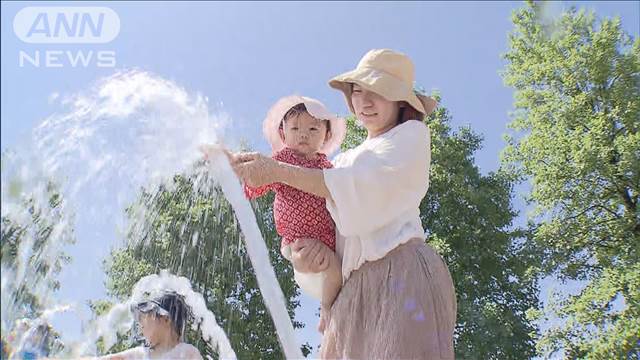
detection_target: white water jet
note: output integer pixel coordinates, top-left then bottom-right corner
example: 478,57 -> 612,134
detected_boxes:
207,149 -> 304,359
1,69 -> 303,358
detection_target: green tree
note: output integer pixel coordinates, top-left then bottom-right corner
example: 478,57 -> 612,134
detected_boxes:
97,164 -> 311,359
1,155 -> 75,356
1,185 -> 74,320
340,102 -> 542,359
501,3 -> 639,358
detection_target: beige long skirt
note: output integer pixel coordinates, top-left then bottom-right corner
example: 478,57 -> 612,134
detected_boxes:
320,238 -> 457,360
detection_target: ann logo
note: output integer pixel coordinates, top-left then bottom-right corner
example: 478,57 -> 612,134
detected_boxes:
14,7 -> 120,43
13,7 -> 120,68
27,12 -> 105,40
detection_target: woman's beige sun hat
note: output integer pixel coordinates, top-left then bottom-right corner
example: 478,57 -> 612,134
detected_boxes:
263,95 -> 346,156
329,49 -> 438,116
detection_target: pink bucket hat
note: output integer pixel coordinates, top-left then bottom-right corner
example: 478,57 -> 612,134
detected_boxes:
263,95 -> 346,156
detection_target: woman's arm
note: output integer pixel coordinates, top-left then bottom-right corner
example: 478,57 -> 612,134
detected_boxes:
230,152 -> 335,273
232,152 -> 333,201
274,162 -> 332,200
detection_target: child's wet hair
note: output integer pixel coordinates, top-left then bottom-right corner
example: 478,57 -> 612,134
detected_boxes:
279,103 -> 332,133
134,292 -> 189,338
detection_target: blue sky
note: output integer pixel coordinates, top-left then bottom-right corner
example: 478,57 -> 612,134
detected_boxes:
2,0 -> 638,357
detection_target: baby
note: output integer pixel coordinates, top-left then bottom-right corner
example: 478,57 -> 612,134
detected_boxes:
244,95 -> 346,331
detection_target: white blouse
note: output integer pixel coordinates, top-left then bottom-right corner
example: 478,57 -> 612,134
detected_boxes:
324,120 -> 431,282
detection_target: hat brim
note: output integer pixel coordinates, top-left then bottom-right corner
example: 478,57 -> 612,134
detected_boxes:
263,95 -> 346,156
329,68 -> 437,117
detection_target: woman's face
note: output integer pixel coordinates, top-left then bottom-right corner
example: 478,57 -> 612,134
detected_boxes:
350,84 -> 401,137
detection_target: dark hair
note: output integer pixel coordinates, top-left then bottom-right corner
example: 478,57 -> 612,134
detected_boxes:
162,292 -> 188,337
397,101 -> 425,124
283,103 -> 307,122
279,103 -> 331,133
137,292 -> 189,338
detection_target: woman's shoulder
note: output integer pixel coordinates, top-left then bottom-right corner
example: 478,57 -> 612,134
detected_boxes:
388,120 -> 429,140
331,121 -> 429,165
331,147 -> 357,167
361,120 -> 429,153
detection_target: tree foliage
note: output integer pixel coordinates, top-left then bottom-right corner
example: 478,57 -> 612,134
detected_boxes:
501,3 -> 639,358
1,159 -> 75,357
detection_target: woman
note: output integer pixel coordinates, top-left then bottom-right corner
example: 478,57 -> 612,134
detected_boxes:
230,49 -> 457,359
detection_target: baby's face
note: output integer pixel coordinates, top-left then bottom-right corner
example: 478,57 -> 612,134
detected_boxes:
281,112 -> 329,156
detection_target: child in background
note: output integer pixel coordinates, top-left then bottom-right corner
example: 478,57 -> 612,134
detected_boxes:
96,292 -> 202,360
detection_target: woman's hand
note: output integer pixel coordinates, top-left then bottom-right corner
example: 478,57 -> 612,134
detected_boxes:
291,238 -> 331,273
198,143 -> 227,161
229,152 -> 281,188
318,303 -> 332,334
